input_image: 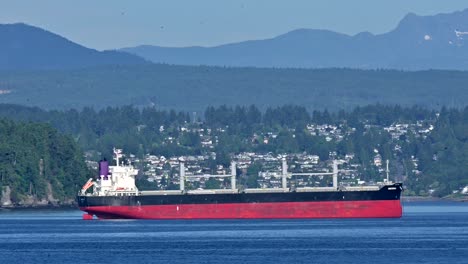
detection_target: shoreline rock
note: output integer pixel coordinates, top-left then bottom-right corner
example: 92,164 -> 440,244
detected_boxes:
0,197 -> 77,210
1,186 -> 12,207
0,202 -> 77,210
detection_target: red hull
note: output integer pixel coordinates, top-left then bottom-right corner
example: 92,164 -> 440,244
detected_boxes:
80,200 -> 402,219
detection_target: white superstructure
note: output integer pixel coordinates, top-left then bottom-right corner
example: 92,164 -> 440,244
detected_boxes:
81,148 -> 139,196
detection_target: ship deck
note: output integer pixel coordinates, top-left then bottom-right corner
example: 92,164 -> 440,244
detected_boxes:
140,186 -> 382,195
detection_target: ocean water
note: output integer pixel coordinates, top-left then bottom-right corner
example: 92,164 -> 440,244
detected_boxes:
0,202 -> 467,264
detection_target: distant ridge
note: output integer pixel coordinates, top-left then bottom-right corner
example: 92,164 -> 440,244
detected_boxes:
0,23 -> 148,70
121,8 -> 468,70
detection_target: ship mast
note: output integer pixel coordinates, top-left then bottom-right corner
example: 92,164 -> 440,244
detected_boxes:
113,148 -> 123,167
386,159 -> 389,183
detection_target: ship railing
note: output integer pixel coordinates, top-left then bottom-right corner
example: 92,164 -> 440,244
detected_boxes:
243,188 -> 289,193
139,189 -> 240,195
187,189 -> 238,194
340,186 -> 380,191
295,187 -> 337,192
112,191 -> 139,196
140,190 -> 183,196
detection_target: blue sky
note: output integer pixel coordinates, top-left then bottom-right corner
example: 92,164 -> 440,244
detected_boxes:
2,0 -> 468,50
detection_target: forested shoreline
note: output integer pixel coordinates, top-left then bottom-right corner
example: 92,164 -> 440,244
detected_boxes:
0,119 -> 91,207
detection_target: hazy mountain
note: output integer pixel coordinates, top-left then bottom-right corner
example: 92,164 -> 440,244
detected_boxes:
0,23 -> 147,70
121,9 -> 468,70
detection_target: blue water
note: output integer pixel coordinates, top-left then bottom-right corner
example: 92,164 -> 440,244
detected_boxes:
0,202 -> 467,264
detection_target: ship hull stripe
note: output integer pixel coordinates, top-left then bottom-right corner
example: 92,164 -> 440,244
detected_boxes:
80,200 -> 402,219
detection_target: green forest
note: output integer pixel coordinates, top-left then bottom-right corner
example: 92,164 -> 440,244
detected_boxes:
0,103 -> 466,199
0,119 -> 91,205
0,66 -> 467,112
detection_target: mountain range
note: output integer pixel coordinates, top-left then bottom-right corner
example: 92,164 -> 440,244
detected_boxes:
2,9 -> 468,70
121,9 -> 468,70
0,23 -> 147,70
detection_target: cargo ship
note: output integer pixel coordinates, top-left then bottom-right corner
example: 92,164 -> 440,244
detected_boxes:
77,149 -> 403,220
